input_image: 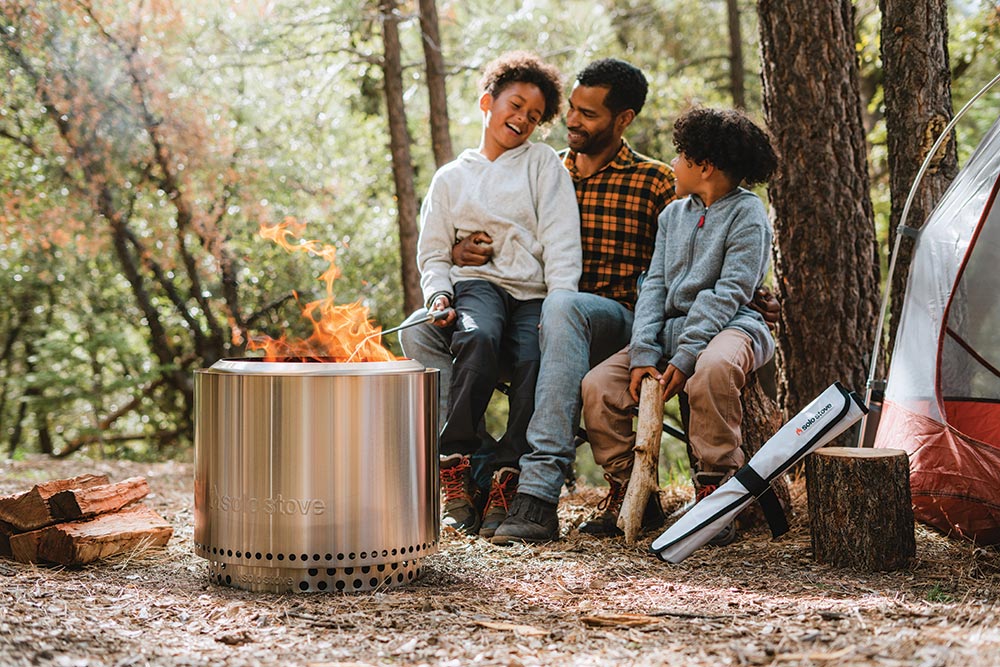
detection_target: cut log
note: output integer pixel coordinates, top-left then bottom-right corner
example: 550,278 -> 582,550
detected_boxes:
805,446 -> 915,571
618,376 -> 662,543
0,474 -> 110,531
48,476 -> 150,521
9,504 -> 173,566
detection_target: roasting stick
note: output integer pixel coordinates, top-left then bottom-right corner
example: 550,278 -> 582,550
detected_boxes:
346,309 -> 453,362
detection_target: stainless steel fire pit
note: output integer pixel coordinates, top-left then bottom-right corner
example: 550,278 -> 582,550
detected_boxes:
193,357 -> 439,593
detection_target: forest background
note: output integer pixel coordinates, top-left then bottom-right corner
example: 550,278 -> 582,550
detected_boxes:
1,0 -> 999,470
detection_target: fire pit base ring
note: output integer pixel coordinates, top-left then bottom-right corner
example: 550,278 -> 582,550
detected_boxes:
204,557 -> 427,593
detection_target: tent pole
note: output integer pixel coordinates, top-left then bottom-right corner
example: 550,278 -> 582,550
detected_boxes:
859,71 -> 1000,447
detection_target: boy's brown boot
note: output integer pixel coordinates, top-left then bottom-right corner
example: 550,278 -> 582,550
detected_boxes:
578,473 -> 665,537
479,467 -> 519,539
440,453 -> 481,535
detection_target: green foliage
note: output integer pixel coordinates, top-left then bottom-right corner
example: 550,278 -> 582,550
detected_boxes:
926,583 -> 957,604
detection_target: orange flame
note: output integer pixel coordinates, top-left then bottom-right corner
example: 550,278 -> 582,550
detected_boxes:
244,218 -> 397,362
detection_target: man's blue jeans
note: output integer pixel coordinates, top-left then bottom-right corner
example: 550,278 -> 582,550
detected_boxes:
401,290 -> 633,502
516,291 -> 634,504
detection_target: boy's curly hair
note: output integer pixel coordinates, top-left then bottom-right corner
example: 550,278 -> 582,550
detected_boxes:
575,58 -> 648,116
673,108 -> 778,186
478,51 -> 563,125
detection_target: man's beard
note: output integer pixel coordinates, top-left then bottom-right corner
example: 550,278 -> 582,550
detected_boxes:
567,123 -> 616,155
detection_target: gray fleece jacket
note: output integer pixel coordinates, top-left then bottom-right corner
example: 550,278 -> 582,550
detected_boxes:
629,187 -> 774,377
417,141 -> 582,303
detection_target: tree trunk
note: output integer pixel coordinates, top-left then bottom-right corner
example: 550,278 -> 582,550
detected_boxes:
726,0 -> 746,109
880,0 -> 957,355
757,0 -> 881,420
380,0 -> 423,315
418,0 -> 454,168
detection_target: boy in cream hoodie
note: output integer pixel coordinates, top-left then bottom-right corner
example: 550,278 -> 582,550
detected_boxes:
417,52 -> 581,536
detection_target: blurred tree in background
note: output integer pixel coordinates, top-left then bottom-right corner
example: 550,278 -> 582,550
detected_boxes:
1,0 -> 998,460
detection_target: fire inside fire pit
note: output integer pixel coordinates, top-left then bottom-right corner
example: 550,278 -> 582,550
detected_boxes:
193,221 -> 439,593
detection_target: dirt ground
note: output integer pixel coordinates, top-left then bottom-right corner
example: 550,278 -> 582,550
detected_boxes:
2,455 -> 1000,667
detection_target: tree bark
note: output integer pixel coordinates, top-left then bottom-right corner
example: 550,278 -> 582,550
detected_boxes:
805,446 -> 915,570
726,0 -> 746,109
380,0 -> 423,315
880,0 -> 957,355
418,0 -> 454,168
757,0 -> 881,420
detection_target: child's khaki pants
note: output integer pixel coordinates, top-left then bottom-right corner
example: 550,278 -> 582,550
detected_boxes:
581,328 -> 756,482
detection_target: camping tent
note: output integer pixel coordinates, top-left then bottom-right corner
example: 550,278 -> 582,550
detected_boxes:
874,114 -> 1000,545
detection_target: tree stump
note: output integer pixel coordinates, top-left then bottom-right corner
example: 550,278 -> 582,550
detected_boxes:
805,446 -> 915,570
618,376 -> 662,543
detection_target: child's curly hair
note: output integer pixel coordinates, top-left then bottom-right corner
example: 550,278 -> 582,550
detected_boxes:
673,108 -> 778,186
478,51 -> 563,125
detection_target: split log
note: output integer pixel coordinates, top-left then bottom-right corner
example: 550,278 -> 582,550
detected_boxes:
0,474 -> 110,531
805,446 -> 914,571
48,476 -> 150,521
618,376 -> 662,543
9,505 -> 173,566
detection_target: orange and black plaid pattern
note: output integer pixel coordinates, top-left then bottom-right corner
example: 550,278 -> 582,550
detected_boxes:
562,141 -> 676,309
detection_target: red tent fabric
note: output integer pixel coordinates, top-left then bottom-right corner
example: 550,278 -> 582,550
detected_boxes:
875,116 -> 1000,545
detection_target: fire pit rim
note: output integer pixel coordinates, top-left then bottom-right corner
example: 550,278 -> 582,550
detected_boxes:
201,357 -> 426,376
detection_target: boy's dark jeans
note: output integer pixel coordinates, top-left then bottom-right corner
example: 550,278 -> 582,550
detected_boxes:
439,279 -> 541,470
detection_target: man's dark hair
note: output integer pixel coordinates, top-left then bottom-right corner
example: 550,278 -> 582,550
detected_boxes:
575,58 -> 648,116
672,107 -> 778,186
478,51 -> 563,125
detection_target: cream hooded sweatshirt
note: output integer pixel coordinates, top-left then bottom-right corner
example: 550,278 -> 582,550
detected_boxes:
417,141 -> 582,304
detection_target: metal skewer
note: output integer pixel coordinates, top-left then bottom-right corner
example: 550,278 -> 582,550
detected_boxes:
346,309 -> 453,362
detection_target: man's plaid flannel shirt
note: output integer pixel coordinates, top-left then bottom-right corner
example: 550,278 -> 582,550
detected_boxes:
561,140 -> 676,309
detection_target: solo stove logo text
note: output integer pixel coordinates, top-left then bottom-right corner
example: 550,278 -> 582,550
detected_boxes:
795,402 -> 834,436
209,485 -> 326,515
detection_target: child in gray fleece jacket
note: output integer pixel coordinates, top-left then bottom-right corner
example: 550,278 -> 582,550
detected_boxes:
580,107 -> 777,546
416,52 -> 581,537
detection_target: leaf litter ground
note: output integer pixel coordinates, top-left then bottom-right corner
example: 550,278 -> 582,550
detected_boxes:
2,455 -> 1000,667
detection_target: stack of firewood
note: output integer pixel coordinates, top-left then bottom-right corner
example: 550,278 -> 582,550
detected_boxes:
0,474 -> 173,566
